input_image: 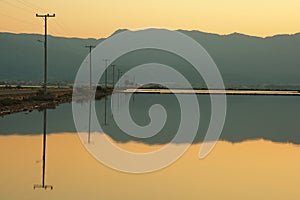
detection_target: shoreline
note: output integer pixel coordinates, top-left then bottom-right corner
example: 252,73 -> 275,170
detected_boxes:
1,88 -> 300,117
118,88 -> 300,96
0,88 -> 112,117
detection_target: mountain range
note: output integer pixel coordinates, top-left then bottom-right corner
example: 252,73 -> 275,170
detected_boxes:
0,29 -> 300,89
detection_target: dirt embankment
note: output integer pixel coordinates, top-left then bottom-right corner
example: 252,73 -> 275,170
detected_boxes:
0,89 -> 72,116
0,88 -> 114,117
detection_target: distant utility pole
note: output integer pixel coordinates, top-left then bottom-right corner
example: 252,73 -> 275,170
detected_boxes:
85,45 -> 95,144
85,45 -> 96,91
117,69 -> 121,89
111,64 -> 116,88
102,59 -> 110,126
36,13 -> 55,95
103,59 -> 110,89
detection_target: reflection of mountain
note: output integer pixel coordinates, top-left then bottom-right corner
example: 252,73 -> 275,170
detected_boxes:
1,30 -> 300,89
1,95 -> 300,145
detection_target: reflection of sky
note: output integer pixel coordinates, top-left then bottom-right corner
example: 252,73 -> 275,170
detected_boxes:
1,134 -> 300,200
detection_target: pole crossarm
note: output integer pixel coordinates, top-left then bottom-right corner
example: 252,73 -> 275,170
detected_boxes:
36,14 -> 55,17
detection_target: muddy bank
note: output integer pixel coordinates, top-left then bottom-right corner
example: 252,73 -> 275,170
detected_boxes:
0,89 -> 112,117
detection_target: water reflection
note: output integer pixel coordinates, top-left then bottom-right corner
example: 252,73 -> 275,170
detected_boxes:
1,94 -> 300,199
1,95 -> 300,145
33,109 -> 53,190
1,134 -> 300,199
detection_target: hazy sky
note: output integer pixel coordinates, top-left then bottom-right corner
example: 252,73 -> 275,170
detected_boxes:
0,0 -> 299,38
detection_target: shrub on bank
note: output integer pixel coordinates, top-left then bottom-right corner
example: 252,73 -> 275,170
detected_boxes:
0,98 -> 21,106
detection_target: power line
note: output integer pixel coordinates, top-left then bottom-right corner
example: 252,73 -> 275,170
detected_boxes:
0,12 -> 39,26
47,23 -> 65,37
1,0 -> 38,15
16,0 -> 46,12
52,19 -> 73,36
1,0 -> 71,37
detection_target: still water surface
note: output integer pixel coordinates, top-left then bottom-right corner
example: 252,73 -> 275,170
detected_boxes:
1,94 -> 300,199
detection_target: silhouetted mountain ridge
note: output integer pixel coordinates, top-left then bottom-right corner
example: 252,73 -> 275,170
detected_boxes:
0,29 -> 300,89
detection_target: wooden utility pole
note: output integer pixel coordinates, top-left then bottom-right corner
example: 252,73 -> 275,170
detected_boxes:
34,13 -> 55,191
85,45 -> 95,144
36,13 -> 55,95
85,45 -> 96,92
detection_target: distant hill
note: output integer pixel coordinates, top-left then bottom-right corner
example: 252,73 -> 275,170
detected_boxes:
1,30 -> 300,89
0,32 -> 100,82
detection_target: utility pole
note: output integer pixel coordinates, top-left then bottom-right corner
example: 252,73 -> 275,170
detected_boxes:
103,59 -> 110,89
117,69 -> 122,111
102,59 -> 109,126
34,13 -> 55,191
85,45 -> 96,92
85,45 -> 95,144
111,64 -> 116,88
36,13 -> 55,95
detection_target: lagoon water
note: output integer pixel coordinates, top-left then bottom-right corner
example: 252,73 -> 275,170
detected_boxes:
1,94 -> 300,199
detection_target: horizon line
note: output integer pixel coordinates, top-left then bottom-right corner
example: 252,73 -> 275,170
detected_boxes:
1,28 -> 300,40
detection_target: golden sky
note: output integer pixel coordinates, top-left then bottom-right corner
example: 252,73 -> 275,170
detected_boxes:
0,0 -> 299,38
